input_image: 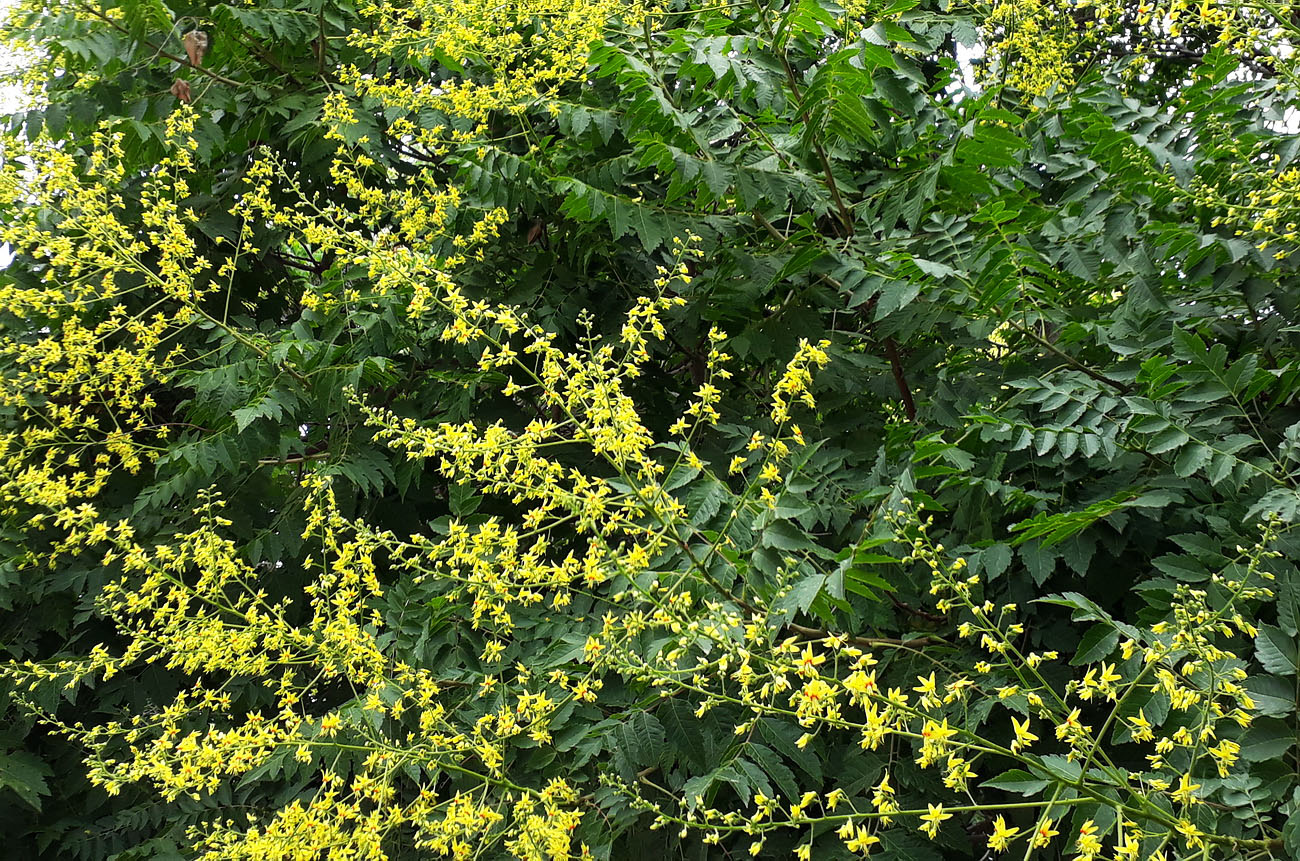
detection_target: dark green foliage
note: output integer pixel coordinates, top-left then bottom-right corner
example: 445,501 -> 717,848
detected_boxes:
3,0 -> 1300,857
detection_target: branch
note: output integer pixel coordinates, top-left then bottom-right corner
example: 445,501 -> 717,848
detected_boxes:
889,593 -> 946,623
1001,315 -> 1133,394
775,54 -> 855,237
258,452 -> 331,465
753,210 -> 787,242
753,213 -> 920,422
883,337 -> 917,422
272,250 -> 328,275
750,0 -> 854,237
77,5 -> 243,87
786,623 -> 945,649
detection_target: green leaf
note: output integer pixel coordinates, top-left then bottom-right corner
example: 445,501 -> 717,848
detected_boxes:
873,280 -> 921,320
1279,571 -> 1300,637
747,742 -> 798,800
979,543 -> 1013,579
1018,540 -> 1057,586
1147,427 -> 1190,454
772,573 -> 826,619
613,712 -> 667,769
1244,675 -> 1296,718
981,769 -> 1049,795
843,565 -> 893,599
0,751 -> 52,810
762,520 -> 815,552
757,720 -> 824,784
683,764 -> 740,808
1032,755 -> 1081,784
1239,718 -> 1295,762
1070,623 -> 1119,666
733,758 -> 771,803
1255,625 -> 1299,676
1284,810 -> 1300,860
449,482 -> 482,517
1151,554 -> 1208,582
1173,443 -> 1211,478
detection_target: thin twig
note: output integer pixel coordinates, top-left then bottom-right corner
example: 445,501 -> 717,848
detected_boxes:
1001,315 -> 1133,394
78,5 -> 243,87
786,623 -> 945,649
883,337 -> 917,422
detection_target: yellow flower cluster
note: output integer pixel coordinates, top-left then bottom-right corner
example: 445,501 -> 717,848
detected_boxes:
582,500 -> 1277,857
342,0 -> 649,130
7,474 -> 611,858
2,110 -> 831,856
0,109 -> 225,552
1,11 -> 812,846
770,338 -> 830,424
1195,153 -> 1300,258
983,0 -> 1284,98
4,3 -> 1288,856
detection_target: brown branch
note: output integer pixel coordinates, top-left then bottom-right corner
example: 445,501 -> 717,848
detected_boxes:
77,5 -> 243,87
889,593 -> 946,623
753,210 -> 787,243
258,452 -> 332,465
883,337 -> 917,422
774,54 -> 855,237
1001,315 -> 1132,394
238,35 -> 302,86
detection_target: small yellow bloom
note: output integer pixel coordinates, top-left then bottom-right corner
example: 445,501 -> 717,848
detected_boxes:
918,803 -> 951,839
1011,716 -> 1038,753
1075,819 -> 1102,859
1170,773 -> 1202,805
1030,817 -> 1058,848
987,815 -> 1019,852
844,827 -> 880,854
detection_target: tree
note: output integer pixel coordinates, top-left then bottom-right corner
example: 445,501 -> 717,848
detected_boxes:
1,0 -> 1300,858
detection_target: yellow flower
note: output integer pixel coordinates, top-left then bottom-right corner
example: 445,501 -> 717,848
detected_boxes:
1175,818 -> 1205,848
1128,708 -> 1154,742
797,645 -> 826,676
1055,708 -> 1088,740
1170,773 -> 1202,805
1075,819 -> 1102,859
942,755 -> 975,790
843,670 -> 879,702
918,803 -> 951,838
1208,739 -> 1240,776
1011,716 -> 1037,753
479,640 -> 506,662
844,827 -> 880,854
987,815 -> 1020,852
1030,817 -> 1058,847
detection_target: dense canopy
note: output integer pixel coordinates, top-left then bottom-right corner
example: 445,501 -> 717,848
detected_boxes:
2,0 -> 1300,859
